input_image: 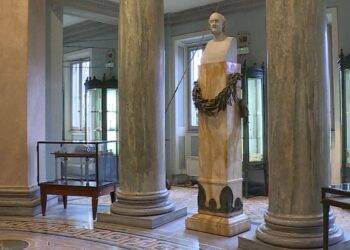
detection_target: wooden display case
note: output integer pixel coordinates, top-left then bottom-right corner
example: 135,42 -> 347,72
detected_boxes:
37,140 -> 118,220
242,62 -> 268,197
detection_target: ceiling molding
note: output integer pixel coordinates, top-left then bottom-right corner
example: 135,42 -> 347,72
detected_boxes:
165,0 -> 265,25
54,0 -> 118,25
60,0 -> 265,36
64,21 -> 117,43
58,0 -> 264,28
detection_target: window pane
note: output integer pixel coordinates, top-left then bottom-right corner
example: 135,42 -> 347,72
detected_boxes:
248,78 -> 264,162
71,63 -> 80,128
345,69 -> 350,167
106,88 -> 117,153
81,61 -> 90,128
86,88 -> 102,141
190,48 -> 203,127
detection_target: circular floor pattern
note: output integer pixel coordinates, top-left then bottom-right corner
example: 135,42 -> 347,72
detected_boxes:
0,240 -> 29,250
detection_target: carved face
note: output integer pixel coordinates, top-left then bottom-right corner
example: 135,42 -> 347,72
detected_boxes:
208,12 -> 225,36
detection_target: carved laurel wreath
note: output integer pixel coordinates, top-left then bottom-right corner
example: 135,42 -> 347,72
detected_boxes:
192,73 -> 247,117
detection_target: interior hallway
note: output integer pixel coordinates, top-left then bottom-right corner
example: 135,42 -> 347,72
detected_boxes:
1,186 -> 349,250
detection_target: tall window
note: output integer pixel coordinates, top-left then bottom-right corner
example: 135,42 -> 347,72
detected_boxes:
188,45 -> 205,129
71,60 -> 90,130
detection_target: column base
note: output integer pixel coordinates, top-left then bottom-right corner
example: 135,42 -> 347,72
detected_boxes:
256,224 -> 344,249
254,212 -> 344,249
238,229 -> 350,250
96,205 -> 187,229
186,213 -> 250,237
111,189 -> 176,216
0,188 -> 57,216
111,200 -> 175,216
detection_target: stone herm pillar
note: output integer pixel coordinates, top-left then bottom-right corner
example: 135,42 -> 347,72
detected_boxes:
186,12 -> 250,237
238,1 -> 347,249
97,0 -> 186,228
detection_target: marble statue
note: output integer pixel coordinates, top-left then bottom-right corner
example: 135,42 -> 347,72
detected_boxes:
186,12 -> 250,237
201,12 -> 237,63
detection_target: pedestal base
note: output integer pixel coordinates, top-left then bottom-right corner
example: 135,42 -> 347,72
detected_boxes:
238,229 -> 350,250
0,189 -> 57,216
186,213 -> 250,237
253,212 -> 344,249
111,189 -> 176,216
96,205 -> 187,229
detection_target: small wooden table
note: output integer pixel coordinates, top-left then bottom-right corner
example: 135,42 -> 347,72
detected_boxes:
321,184 -> 350,250
39,180 -> 116,220
37,141 -> 118,220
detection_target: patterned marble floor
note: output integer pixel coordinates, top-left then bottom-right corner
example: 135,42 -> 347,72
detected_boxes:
0,231 -> 119,250
0,186 -> 349,250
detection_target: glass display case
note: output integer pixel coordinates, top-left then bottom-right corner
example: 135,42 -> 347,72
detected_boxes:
242,62 -> 268,197
339,50 -> 350,182
37,140 -> 118,219
85,76 -> 119,152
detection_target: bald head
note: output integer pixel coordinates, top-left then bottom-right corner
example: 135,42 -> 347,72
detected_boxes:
209,12 -> 225,23
208,12 -> 226,36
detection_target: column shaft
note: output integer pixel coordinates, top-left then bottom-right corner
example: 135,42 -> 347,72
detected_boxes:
255,0 -> 343,248
111,0 -> 174,216
0,0 -> 46,215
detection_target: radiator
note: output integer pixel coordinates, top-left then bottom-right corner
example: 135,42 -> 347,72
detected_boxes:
186,156 -> 199,177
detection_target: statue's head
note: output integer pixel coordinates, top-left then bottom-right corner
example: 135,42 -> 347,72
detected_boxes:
208,12 -> 226,36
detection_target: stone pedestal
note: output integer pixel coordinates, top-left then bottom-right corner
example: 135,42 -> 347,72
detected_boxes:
97,205 -> 186,229
238,0 -> 345,249
97,0 -> 186,227
186,213 -> 249,237
186,62 -> 250,236
0,0 -> 47,216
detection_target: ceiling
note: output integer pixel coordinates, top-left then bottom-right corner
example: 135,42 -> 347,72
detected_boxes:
110,0 -> 223,13
63,15 -> 88,27
164,0 -> 222,13
63,0 -> 222,27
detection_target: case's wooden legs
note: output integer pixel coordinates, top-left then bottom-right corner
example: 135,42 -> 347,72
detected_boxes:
110,191 -> 116,203
63,195 -> 67,209
40,189 -> 47,216
92,196 -> 98,220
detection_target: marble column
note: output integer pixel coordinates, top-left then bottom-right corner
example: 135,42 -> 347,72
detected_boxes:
97,0 -> 186,228
0,0 -> 47,215
238,0 -> 345,249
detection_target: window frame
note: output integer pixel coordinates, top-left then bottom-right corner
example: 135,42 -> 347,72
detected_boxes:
187,43 -> 207,131
70,59 -> 90,131
63,49 -> 92,138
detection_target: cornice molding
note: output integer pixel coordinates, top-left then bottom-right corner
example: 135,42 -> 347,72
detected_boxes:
165,0 -> 265,25
64,21 -> 117,43
54,0 -> 118,25
62,0 -> 265,41
58,0 -> 264,28
57,0 -> 118,12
